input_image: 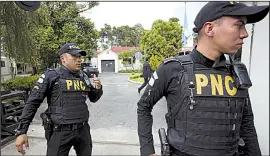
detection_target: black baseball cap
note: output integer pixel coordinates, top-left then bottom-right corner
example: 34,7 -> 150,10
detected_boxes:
193,2 -> 269,33
15,1 -> 40,11
59,43 -> 86,56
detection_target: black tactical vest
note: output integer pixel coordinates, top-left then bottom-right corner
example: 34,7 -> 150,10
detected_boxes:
166,55 -> 248,156
48,68 -> 91,124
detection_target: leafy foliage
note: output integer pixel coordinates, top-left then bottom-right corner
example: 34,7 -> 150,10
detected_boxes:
149,55 -> 165,70
118,69 -> 142,73
1,2 -> 99,74
140,18 -> 183,70
118,48 -> 140,70
129,73 -> 143,79
2,75 -> 40,91
99,23 -> 144,48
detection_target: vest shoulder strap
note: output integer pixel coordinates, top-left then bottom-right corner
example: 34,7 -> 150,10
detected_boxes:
168,54 -> 196,124
45,68 -> 61,115
175,54 -> 195,88
50,68 -> 61,76
175,54 -> 193,66
163,57 -> 181,64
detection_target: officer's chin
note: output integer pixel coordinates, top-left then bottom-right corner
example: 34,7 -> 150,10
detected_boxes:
72,66 -> 81,71
225,49 -> 239,55
75,68 -> 81,71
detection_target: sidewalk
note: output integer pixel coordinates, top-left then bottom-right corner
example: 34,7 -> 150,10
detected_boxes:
1,124 -> 162,155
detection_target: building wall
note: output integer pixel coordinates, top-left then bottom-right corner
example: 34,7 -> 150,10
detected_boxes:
90,57 -> 98,67
97,50 -> 119,73
1,56 -> 17,82
118,59 -> 142,71
241,2 -> 269,155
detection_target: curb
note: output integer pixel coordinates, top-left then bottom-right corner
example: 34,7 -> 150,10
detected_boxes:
128,78 -> 143,84
27,135 -> 162,147
117,73 -> 133,75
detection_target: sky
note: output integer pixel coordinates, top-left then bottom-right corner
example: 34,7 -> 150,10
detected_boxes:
80,2 -> 207,36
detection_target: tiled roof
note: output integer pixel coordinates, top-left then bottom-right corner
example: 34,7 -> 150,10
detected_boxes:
96,46 -> 140,54
111,46 -> 139,53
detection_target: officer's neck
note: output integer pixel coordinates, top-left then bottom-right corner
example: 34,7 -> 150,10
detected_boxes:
196,42 -> 222,66
61,65 -> 79,74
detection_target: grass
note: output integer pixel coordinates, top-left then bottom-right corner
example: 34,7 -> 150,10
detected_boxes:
129,73 -> 144,83
131,77 -> 144,83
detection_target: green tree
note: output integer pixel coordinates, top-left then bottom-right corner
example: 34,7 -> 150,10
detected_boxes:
118,48 -> 139,70
42,2 -> 99,69
140,18 -> 183,70
99,24 -> 114,50
1,2 -> 99,74
99,23 -> 144,48
169,17 -> 180,23
1,2 -> 41,74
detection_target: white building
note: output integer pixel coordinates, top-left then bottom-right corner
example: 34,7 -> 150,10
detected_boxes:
93,46 -> 141,73
96,49 -> 119,73
241,2 -> 269,155
1,55 -> 17,82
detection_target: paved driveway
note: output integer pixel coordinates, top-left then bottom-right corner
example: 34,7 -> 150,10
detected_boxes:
1,73 -> 167,155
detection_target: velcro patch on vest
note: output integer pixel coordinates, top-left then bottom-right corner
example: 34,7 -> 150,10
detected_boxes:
37,74 -> 46,83
192,72 -> 247,97
148,77 -> 155,86
60,79 -> 89,92
148,71 -> 159,86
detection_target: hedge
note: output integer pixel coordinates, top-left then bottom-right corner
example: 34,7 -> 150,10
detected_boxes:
119,69 -> 142,73
1,74 -> 40,91
129,73 -> 143,79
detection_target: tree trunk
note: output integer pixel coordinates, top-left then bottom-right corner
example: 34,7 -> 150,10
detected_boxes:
32,66 -> 38,75
10,66 -> 14,78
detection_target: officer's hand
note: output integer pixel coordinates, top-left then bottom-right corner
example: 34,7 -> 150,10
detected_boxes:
93,74 -> 101,89
15,134 -> 29,154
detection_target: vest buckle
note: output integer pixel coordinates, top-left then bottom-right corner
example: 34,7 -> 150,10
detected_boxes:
189,81 -> 195,110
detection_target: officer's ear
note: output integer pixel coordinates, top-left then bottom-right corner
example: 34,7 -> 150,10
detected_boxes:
59,54 -> 66,64
203,22 -> 215,37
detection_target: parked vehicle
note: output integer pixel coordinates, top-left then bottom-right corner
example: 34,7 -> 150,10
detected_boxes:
81,63 -> 99,78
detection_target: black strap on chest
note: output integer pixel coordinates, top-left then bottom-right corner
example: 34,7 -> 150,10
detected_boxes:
53,68 -> 62,77
176,54 -> 196,108
46,68 -> 62,114
166,54 -> 196,128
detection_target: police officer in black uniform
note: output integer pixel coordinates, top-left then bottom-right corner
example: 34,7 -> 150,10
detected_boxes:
137,2 -> 269,156
15,43 -> 103,156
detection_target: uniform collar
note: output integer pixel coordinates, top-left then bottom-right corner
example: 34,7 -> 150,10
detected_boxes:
190,46 -> 227,68
61,65 -> 80,76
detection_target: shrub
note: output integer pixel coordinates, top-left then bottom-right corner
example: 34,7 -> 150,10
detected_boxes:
149,55 -> 164,71
119,69 -> 142,73
1,74 -> 40,91
129,74 -> 140,79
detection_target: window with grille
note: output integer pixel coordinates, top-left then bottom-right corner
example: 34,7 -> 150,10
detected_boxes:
1,61 -> 5,67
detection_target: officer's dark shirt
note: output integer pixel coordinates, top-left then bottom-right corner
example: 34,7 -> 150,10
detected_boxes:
137,48 -> 261,156
17,66 -> 103,134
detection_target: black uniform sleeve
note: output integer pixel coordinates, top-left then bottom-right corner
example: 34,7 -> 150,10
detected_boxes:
137,63 -> 171,156
16,70 -> 57,134
88,85 -> 103,103
240,96 -> 262,156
